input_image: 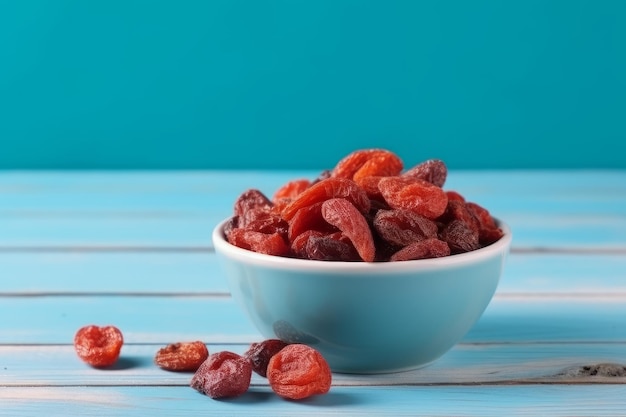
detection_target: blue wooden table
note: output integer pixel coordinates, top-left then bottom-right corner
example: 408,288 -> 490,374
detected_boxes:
2,169 -> 626,416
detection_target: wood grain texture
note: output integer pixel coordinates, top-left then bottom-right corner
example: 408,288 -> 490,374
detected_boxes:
1,170 -> 625,415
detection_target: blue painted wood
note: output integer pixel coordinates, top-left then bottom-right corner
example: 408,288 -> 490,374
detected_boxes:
3,343 -> 626,387
3,385 -> 626,416
3,252 -> 626,295
1,170 -> 625,415
2,295 -> 626,345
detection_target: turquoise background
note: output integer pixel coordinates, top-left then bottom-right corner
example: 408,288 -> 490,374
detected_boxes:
1,0 -> 625,170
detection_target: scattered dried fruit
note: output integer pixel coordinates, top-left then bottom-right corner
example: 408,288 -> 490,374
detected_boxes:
74,325 -> 123,368
267,344 -> 332,400
155,341 -> 209,372
191,351 -> 252,399
243,339 -> 290,377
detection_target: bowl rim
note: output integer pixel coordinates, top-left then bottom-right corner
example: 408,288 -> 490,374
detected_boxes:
212,217 -> 512,275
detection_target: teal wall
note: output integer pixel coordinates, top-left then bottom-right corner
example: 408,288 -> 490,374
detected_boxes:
1,0 -> 625,170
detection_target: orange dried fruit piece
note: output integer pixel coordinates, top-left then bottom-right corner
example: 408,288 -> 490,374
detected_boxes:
74,325 -> 124,368
267,344 -> 332,400
332,148 -> 403,180
378,176 -> 448,220
321,198 -> 375,262
281,177 -> 370,221
273,179 -> 311,202
287,202 -> 336,242
155,341 -> 209,372
227,228 -> 290,256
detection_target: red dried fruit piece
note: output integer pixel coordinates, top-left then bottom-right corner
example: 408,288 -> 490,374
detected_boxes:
234,189 -> 272,217
352,152 -> 403,182
240,207 -> 289,237
439,200 -> 480,232
243,339 -> 289,377
281,177 -> 371,221
465,202 -> 504,245
373,209 -> 439,247
378,176 -> 448,220
288,202 -> 337,242
155,341 -> 209,372
321,198 -> 376,262
223,216 -> 239,240
332,149 -> 402,180
305,233 -> 361,261
227,228 -> 290,256
191,351 -> 252,399
402,159 -> 448,187
439,219 -> 480,253
273,179 -> 311,202
74,325 -> 123,368
290,230 -> 325,258
354,175 -> 386,202
267,344 -> 332,400
390,238 -> 451,261
445,190 -> 465,202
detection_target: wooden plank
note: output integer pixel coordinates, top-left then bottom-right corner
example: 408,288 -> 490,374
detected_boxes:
2,296 -> 626,345
2,385 -> 626,416
2,251 -> 626,295
2,343 -> 625,387
1,170 -> 625,249
0,252 -> 228,294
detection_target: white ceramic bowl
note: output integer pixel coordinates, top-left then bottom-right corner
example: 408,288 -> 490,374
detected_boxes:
213,219 -> 511,374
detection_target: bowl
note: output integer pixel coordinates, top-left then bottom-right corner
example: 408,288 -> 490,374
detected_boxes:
212,219 -> 512,374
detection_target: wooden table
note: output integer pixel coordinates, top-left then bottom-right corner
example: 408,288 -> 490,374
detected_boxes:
2,170 -> 626,416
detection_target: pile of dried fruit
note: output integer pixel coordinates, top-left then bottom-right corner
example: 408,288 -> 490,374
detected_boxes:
225,149 -> 503,262
74,325 -> 331,401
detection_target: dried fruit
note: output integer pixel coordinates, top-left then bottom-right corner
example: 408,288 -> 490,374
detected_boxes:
321,198 -> 375,262
243,339 -> 289,377
378,176 -> 448,220
225,149 -> 503,261
227,228 -> 290,257
390,238 -> 451,261
234,189 -> 272,217
373,209 -> 438,247
267,344 -> 332,400
439,219 -> 480,253
403,158 -> 447,187
191,351 -> 252,399
281,177 -> 371,221
273,179 -> 311,202
155,341 -> 209,372
74,325 -> 123,368
305,233 -> 360,261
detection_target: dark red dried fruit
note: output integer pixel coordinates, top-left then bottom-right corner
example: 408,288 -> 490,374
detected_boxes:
234,189 -> 272,217
191,351 -> 252,399
290,230 -> 325,258
373,209 -> 439,247
74,325 -> 123,368
243,339 -> 289,377
154,341 -> 209,372
305,233 -> 361,261
403,159 -> 447,187
439,219 -> 480,253
321,198 -> 375,262
390,238 -> 451,261
240,207 -> 289,237
267,344 -> 332,400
